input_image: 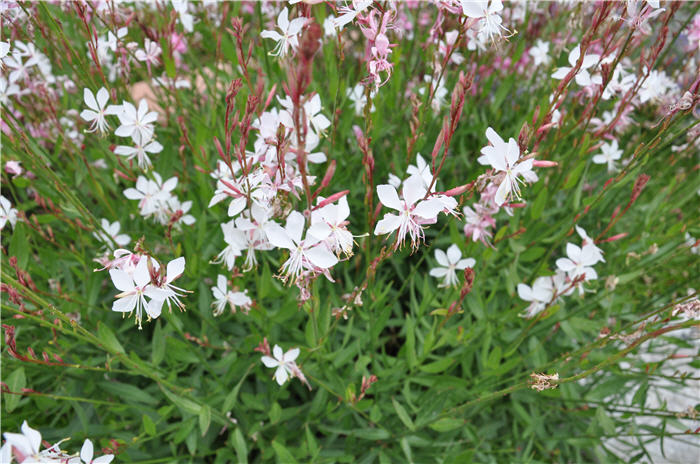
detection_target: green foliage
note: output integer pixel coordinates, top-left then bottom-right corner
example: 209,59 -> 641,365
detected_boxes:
1,2 -> 699,463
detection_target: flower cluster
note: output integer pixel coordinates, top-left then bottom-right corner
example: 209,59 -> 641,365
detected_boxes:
1,421 -> 113,463
97,250 -> 188,329
124,173 -> 194,227
518,227 -> 605,318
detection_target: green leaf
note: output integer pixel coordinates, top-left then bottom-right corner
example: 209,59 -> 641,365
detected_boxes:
269,402 -> 282,424
8,223 -> 29,269
232,427 -> 248,463
392,398 -> 415,431
352,428 -> 391,440
4,367 -> 25,413
199,404 -> 211,436
97,323 -> 125,354
418,358 -> 454,374
428,417 -> 463,432
142,414 -> 156,436
595,407 -> 616,435
520,246 -> 546,262
271,440 -> 298,463
152,321 -> 166,366
161,387 -> 201,416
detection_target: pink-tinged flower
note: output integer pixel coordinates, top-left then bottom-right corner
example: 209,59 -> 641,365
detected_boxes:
0,195 -> 18,230
463,204 -> 496,245
623,0 -> 665,35
2,420 -> 71,463
4,160 -> 22,177
266,211 -> 339,283
429,244 -> 475,288
211,275 -> 252,316
310,196 -> 355,257
261,344 -> 301,386
134,38 -> 161,73
551,45 -> 601,88
333,0 -> 373,29
592,139 -> 623,172
114,99 -> 158,142
374,175 -> 446,250
261,7 -> 306,57
477,127 -> 535,206
81,87 -> 119,135
109,257 -> 167,329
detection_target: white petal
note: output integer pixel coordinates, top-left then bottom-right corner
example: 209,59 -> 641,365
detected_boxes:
81,439 -> 94,464
374,214 -> 401,235
305,245 -> 338,269
434,249 -> 449,267
113,294 -> 137,312
429,267 -> 448,278
21,421 -> 42,453
109,269 -> 134,292
377,184 -> 402,210
446,244 -> 462,264
266,222 -> 295,250
261,356 -> 279,368
84,88 -> 97,110
96,87 -> 109,109
166,257 -> 185,282
272,345 -> 283,361
284,348 -> 300,362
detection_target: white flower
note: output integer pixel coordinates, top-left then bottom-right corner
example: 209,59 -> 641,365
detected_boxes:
575,226 -> 605,263
0,76 -> 20,106
114,99 -> 158,142
528,39 -> 550,67
80,87 -> 119,135
555,243 -> 601,294
214,220 -> 247,270
0,194 -> 18,230
460,0 -> 509,42
374,175 -> 446,250
75,438 -> 114,464
346,83 -> 375,116
265,211 -> 338,283
551,45 -> 602,87
114,132 -> 164,171
149,257 -> 188,314
172,0 -> 194,32
2,420 -> 69,463
638,68 -> 675,104
93,219 -> 131,250
477,127 -> 535,206
310,195 -> 355,257
686,232 -> 699,255
429,244 -> 475,288
123,173 -> 177,220
211,274 -> 252,316
406,153 -> 433,191
261,344 -> 301,386
592,139 -> 623,172
518,271 -> 570,318
260,8 -> 306,57
109,256 -> 167,329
